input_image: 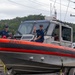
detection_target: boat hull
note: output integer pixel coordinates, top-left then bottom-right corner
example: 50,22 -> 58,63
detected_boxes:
0,39 -> 75,73
0,51 -> 75,74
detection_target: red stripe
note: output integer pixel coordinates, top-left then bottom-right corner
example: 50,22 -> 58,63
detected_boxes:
0,47 -> 75,58
0,38 -> 75,52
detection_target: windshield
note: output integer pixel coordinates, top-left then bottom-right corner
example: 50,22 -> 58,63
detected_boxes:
34,22 -> 49,31
18,22 -> 33,34
18,22 -> 49,34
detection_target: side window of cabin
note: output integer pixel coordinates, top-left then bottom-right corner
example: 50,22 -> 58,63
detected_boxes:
52,24 -> 60,41
62,26 -> 71,41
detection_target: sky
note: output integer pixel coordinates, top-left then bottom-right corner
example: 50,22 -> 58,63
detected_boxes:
0,0 -> 75,23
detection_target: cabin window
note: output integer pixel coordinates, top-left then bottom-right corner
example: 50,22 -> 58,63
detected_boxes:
62,26 -> 71,41
18,22 -> 49,35
52,24 -> 60,41
18,23 -> 34,34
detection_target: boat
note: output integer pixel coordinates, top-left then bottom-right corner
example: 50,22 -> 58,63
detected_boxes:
0,19 -> 75,74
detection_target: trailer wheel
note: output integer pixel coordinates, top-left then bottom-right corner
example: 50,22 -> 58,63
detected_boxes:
7,68 -> 16,75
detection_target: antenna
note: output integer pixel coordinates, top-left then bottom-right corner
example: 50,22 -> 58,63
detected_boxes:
50,3 -> 52,17
54,6 -> 57,19
60,0 -> 61,21
53,6 -> 57,20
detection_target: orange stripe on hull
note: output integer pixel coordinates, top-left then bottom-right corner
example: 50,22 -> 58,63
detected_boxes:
0,38 -> 75,51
